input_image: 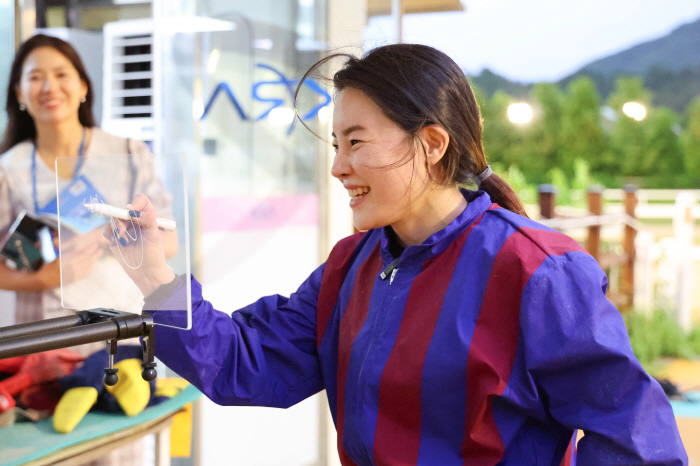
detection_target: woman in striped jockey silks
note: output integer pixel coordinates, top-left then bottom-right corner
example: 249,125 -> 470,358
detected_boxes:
110,44 -> 687,465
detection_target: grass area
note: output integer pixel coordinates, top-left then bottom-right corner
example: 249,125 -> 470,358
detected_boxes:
624,310 -> 700,367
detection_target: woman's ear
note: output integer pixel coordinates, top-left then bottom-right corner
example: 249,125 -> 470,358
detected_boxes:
15,85 -> 24,108
418,125 -> 450,167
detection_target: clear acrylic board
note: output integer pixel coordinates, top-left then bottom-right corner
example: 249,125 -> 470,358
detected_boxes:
55,153 -> 191,329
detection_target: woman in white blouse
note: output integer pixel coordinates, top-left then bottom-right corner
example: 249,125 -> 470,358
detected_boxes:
0,34 -> 177,346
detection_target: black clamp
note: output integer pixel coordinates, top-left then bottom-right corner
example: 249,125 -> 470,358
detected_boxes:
79,309 -> 158,385
103,339 -> 119,386
140,317 -> 157,381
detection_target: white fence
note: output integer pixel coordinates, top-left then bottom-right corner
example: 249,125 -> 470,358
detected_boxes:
606,190 -> 700,330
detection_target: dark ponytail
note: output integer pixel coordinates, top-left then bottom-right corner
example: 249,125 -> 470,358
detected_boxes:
480,174 -> 527,217
295,44 -> 527,217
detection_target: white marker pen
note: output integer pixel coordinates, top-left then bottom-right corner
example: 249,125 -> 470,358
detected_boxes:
83,202 -> 176,232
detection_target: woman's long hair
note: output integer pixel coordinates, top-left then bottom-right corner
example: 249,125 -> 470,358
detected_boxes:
295,44 -> 527,217
0,34 -> 96,154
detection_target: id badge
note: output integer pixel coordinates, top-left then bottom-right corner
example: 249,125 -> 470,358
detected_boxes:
39,175 -> 108,234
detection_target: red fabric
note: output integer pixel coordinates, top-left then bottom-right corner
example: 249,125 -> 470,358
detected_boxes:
0,356 -> 26,374
336,243 -> 383,466
561,439 -> 573,466
317,232 -> 365,348
0,349 -> 85,399
373,223 -> 476,465
461,227 -> 585,465
1,372 -> 32,396
20,381 -> 63,412
0,383 -> 15,412
18,349 -> 85,383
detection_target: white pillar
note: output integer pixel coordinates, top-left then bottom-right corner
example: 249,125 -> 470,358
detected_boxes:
634,230 -> 655,313
674,191 -> 695,331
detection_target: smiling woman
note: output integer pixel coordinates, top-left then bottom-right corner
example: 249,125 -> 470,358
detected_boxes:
330,87 -> 468,246
105,43 -> 688,466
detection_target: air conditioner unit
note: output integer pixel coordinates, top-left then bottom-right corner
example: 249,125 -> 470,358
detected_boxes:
102,18 -> 156,148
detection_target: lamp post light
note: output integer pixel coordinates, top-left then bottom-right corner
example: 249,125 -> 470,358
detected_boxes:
622,102 -> 646,121
507,103 -> 533,124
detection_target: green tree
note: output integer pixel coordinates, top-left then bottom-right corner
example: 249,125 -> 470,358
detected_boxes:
605,77 -> 652,179
482,90 -> 519,168
681,95 -> 700,186
495,163 -> 537,205
642,107 -> 685,187
548,167 -> 571,206
521,83 -> 565,183
560,77 -> 607,178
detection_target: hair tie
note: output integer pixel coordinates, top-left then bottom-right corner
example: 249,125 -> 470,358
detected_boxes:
468,165 -> 492,187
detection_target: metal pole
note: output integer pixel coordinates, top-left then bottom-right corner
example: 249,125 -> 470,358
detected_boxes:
392,0 -> 403,43
0,320 -> 119,360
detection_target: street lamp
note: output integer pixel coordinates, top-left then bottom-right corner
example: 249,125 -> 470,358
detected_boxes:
508,103 -> 533,124
622,102 -> 646,121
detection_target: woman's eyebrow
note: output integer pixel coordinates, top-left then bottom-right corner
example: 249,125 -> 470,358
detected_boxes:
331,125 -> 366,139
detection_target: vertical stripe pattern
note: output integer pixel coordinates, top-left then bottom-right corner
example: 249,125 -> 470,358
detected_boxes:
317,233 -> 365,348
461,227 -> 585,464
372,221 -> 479,465
336,243 -> 384,465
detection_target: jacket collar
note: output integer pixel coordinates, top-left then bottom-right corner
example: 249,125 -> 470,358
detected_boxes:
378,189 -> 493,266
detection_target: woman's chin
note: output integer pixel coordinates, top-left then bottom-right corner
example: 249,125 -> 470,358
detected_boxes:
35,109 -> 75,125
352,215 -> 384,233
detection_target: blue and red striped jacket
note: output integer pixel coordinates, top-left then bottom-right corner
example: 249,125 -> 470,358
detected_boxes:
152,190 -> 686,465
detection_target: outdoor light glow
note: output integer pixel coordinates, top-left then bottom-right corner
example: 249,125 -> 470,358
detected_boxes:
317,106 -> 331,124
507,103 -> 533,124
622,102 -> 646,121
269,107 -> 295,126
207,49 -> 220,74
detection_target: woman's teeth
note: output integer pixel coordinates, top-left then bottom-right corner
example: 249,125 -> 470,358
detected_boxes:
349,187 -> 370,200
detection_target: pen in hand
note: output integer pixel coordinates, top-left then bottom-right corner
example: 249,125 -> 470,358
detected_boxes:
83,202 -> 176,232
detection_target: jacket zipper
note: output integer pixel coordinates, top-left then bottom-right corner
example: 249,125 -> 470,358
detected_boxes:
380,257 -> 400,284
389,267 -> 398,284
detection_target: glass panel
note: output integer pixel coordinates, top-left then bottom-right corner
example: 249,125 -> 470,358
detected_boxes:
55,153 -> 191,329
157,16 -> 330,307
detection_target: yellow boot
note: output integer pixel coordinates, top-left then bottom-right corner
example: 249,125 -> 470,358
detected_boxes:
53,387 -> 98,433
104,359 -> 150,417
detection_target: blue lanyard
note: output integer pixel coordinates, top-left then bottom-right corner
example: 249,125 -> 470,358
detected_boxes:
32,128 -> 86,213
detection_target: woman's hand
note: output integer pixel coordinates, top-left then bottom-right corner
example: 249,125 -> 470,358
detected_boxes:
102,193 -> 175,297
33,257 -> 61,289
34,229 -> 104,290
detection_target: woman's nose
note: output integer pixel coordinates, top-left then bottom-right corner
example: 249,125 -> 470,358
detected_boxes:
330,151 -> 350,179
41,76 -> 55,92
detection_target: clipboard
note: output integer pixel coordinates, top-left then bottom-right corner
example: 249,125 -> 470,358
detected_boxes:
0,211 -> 55,272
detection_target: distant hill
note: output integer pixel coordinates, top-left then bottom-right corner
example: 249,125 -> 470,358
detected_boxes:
579,17 -> 700,76
468,68 -> 531,99
469,16 -> 700,114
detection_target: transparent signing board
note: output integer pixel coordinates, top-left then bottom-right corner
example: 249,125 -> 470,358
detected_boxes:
55,153 -> 191,330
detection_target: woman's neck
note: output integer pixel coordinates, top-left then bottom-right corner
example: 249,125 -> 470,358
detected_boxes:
392,186 -> 468,248
35,119 -> 85,159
